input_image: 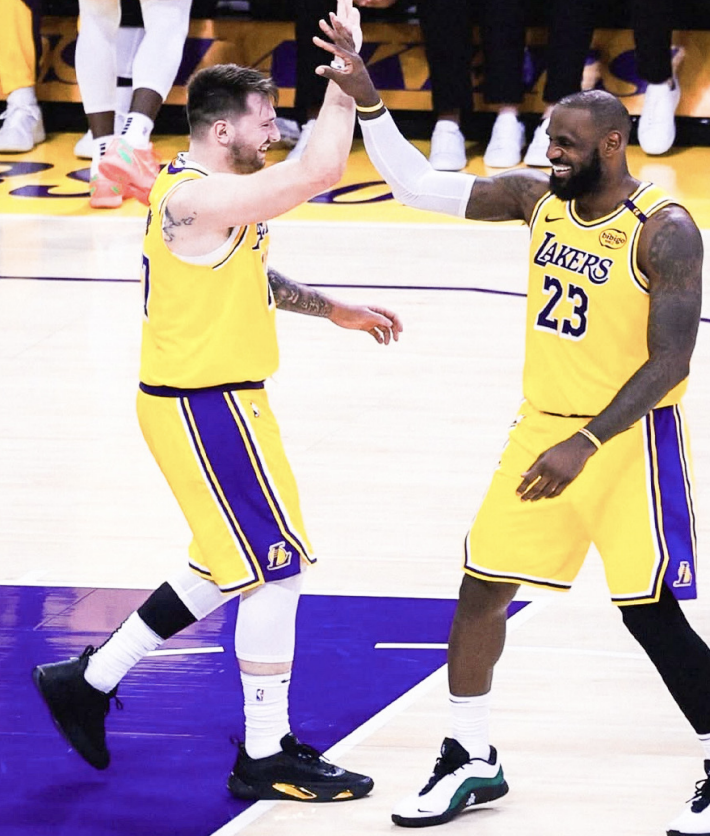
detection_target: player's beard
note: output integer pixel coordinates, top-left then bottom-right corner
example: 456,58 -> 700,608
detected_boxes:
228,138 -> 266,174
550,148 -> 602,201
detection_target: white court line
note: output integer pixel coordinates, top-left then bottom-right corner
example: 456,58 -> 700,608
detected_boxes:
146,646 -> 225,658
209,598 -> 546,836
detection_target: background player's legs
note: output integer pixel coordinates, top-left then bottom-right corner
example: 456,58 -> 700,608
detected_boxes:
74,25 -> 146,159
98,0 -> 191,204
0,0 -> 45,153
75,0 -> 124,206
523,0 -> 595,167
417,0 -> 475,171
629,0 -> 678,155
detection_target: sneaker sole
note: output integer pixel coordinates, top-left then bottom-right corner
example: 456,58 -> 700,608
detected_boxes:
228,773 -> 374,803
392,779 -> 509,828
667,831 -> 710,836
32,666 -> 110,770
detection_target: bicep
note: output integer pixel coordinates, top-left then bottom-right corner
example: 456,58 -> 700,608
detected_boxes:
642,207 -> 703,359
170,163 -> 330,230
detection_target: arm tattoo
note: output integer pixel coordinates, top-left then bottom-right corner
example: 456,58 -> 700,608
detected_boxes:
647,213 -> 703,293
467,171 -> 547,222
267,267 -> 333,317
162,205 -> 197,242
586,208 -> 702,445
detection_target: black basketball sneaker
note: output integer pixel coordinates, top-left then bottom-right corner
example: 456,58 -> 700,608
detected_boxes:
228,733 -> 374,802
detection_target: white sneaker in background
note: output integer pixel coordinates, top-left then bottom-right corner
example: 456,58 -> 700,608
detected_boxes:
0,103 -> 45,153
74,130 -> 93,159
274,117 -> 300,149
286,119 -> 316,161
428,119 -> 467,171
638,77 -> 681,155
483,111 -> 525,168
75,115 -> 125,160
523,117 -> 551,167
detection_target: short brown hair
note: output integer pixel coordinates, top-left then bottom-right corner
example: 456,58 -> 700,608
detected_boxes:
186,64 -> 278,136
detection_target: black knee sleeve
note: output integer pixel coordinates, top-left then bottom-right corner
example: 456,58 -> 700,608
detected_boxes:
621,584 -> 710,734
137,582 -> 198,640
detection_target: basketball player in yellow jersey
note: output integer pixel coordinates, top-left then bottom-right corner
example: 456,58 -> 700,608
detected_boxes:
318,28 -> 710,835
33,1 -> 403,805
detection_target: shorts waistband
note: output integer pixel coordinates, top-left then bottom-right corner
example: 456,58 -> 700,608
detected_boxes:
539,410 -> 594,419
139,381 -> 265,397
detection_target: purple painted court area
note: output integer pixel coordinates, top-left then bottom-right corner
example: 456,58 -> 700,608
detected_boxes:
0,586 -> 527,836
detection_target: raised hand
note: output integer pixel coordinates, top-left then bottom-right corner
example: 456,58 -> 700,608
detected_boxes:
313,8 -> 379,105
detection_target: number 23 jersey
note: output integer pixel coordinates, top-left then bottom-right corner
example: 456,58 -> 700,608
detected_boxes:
524,182 -> 687,417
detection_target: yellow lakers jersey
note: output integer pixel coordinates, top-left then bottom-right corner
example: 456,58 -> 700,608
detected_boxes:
139,153 -> 278,389
524,182 -> 686,416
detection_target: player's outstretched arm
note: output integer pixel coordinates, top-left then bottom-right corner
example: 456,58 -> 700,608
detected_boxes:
315,21 -> 547,223
166,5 -> 360,237
267,267 -> 403,345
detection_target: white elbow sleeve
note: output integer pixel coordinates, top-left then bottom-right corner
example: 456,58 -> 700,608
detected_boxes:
359,110 -> 475,218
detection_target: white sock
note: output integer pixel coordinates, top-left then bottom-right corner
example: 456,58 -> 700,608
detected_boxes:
7,86 -> 38,108
241,670 -> 291,760
90,134 -> 114,178
450,692 -> 491,760
699,733 -> 710,761
84,612 -> 163,693
121,112 -> 154,149
114,86 -> 133,135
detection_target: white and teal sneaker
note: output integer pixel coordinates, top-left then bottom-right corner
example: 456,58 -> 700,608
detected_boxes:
667,760 -> 710,835
392,738 -> 508,828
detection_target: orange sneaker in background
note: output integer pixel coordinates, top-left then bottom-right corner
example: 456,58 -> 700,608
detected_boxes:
98,138 -> 161,206
89,175 -> 123,209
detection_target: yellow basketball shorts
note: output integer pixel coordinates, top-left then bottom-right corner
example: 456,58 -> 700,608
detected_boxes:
137,382 -> 313,593
464,401 -> 697,605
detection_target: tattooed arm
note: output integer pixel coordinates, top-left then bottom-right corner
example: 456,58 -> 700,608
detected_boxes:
516,205 -> 703,502
267,267 -> 403,344
161,204 -> 197,243
464,169 -> 550,223
583,205 -> 702,442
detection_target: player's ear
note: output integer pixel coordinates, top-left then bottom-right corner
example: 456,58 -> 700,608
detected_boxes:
603,130 -> 623,156
213,119 -> 231,146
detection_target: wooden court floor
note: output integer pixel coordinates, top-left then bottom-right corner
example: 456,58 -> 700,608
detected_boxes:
1,134 -> 710,836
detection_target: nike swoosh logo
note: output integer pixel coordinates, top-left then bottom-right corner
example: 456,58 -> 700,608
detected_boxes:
545,214 -> 564,222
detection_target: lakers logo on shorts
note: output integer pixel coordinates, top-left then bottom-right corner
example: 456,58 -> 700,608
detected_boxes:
267,541 -> 293,570
673,561 -> 694,588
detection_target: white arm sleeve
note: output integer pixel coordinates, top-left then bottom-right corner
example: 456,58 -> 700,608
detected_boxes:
359,110 -> 475,218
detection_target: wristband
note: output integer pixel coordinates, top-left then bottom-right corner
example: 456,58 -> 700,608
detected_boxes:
577,427 -> 602,450
355,99 -> 385,113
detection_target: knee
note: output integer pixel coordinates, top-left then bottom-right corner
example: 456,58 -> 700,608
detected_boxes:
456,574 -> 518,621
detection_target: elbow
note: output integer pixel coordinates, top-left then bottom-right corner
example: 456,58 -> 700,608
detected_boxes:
318,159 -> 348,190
390,183 -> 420,210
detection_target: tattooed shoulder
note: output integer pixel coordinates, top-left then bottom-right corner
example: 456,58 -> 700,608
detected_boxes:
162,204 -> 197,243
644,206 -> 703,291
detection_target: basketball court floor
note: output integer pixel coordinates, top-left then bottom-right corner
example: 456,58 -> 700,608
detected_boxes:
1,132 -> 710,836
